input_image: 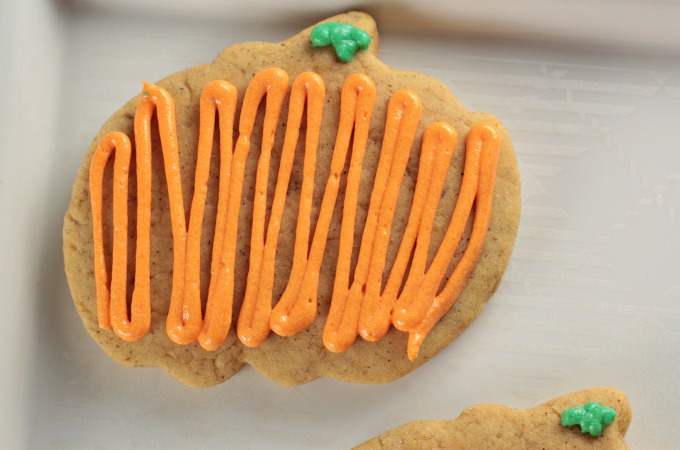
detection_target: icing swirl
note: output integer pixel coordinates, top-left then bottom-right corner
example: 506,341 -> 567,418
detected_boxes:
89,68 -> 501,359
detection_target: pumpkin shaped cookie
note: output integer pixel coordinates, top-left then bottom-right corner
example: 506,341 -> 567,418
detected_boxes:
354,387 -> 632,449
63,11 -> 520,387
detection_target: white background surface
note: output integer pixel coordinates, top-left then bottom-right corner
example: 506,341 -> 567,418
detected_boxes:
2,0 -> 679,448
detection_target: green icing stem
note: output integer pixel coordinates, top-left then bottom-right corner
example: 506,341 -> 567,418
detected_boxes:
310,22 -> 371,63
561,402 -> 617,438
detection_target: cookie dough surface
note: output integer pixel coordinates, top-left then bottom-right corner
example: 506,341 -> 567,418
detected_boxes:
354,387 -> 632,449
63,11 -> 521,386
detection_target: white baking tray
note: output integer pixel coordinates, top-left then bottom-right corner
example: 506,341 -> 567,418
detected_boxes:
2,1 -> 679,448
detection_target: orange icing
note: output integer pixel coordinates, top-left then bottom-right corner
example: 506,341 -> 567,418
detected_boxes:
269,73 -> 376,337
359,122 -> 458,342
391,123 -> 484,333
165,80 -> 238,345
323,89 -> 421,352
90,68 -> 500,359
238,72 -> 325,347
405,124 -> 501,360
90,131 -> 151,341
199,68 -> 289,351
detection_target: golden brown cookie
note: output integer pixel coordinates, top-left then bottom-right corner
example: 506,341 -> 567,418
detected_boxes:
63,11 -> 521,387
354,387 -> 632,449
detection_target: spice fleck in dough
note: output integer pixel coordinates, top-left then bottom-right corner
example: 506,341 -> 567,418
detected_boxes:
63,11 -> 521,387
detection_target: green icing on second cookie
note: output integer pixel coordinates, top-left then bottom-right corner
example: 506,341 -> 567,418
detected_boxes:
561,402 -> 617,437
310,22 -> 371,63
